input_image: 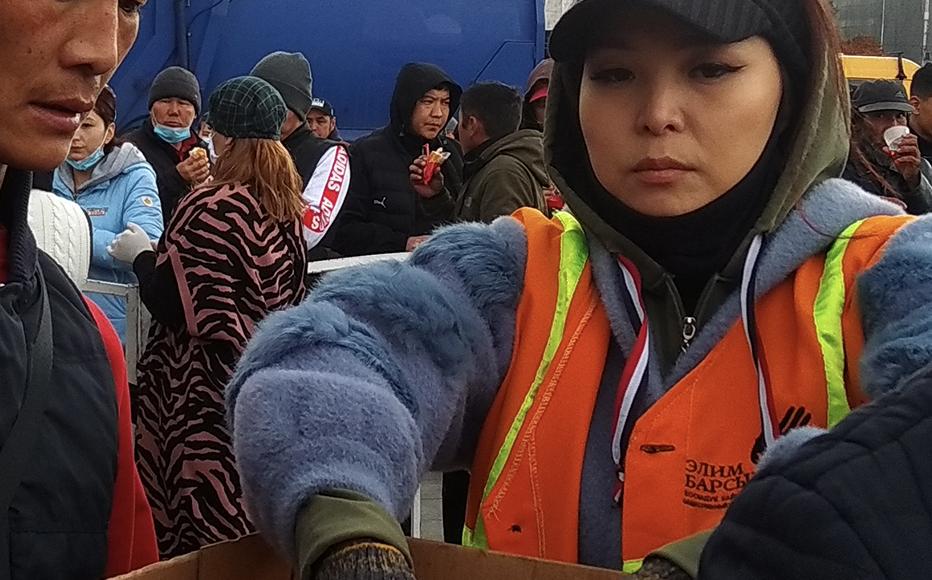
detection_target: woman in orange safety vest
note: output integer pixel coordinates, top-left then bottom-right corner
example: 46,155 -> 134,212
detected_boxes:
228,0 -> 932,578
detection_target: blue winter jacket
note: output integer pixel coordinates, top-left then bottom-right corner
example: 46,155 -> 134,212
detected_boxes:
53,142 -> 164,341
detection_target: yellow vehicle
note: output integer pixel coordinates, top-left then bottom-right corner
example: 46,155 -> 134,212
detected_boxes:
842,54 -> 922,92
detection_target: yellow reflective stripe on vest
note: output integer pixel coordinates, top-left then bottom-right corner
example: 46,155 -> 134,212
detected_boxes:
463,212 -> 589,550
623,560 -> 644,573
813,220 -> 865,428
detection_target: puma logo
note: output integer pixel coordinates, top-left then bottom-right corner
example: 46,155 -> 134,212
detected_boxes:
373,197 -> 387,208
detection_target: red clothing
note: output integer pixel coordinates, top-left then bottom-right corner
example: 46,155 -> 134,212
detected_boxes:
175,134 -> 201,161
0,228 -> 157,576
84,299 -> 159,576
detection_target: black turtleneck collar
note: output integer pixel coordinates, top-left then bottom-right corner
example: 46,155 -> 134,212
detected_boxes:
0,168 -> 39,287
588,133 -> 782,314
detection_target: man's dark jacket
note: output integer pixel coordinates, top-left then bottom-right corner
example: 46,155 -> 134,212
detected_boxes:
333,63 -> 463,256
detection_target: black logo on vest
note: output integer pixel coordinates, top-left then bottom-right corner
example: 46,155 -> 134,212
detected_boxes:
750,406 -> 812,464
682,406 -> 813,511
683,459 -> 753,510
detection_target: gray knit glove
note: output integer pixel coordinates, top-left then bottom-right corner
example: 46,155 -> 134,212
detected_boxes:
632,557 -> 693,580
314,542 -> 415,580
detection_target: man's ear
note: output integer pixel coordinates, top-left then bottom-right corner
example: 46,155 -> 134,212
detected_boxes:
463,115 -> 481,134
910,95 -> 922,114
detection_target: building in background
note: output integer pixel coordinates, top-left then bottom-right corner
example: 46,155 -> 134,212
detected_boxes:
834,0 -> 931,62
545,0 -> 574,29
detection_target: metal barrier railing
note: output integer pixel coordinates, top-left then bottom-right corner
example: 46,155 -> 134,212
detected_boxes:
82,252 -> 435,538
82,254 -> 409,383
81,279 -> 149,384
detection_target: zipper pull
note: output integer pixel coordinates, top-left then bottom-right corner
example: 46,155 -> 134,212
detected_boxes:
681,316 -> 697,352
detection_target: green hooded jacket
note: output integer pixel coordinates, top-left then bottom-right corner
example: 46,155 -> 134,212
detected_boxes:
545,35 -> 851,374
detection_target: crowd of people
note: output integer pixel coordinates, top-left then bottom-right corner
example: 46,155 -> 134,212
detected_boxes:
4,0 -> 932,579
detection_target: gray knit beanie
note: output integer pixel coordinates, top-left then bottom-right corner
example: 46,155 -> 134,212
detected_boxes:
148,66 -> 202,114
250,51 -> 314,118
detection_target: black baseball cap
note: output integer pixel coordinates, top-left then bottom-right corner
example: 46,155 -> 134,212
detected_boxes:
549,0 -> 808,78
309,98 -> 334,117
852,80 -> 915,114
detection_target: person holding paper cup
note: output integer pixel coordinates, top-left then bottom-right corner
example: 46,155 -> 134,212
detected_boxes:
843,79 -> 932,215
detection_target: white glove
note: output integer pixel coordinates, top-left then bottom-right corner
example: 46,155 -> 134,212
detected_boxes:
108,223 -> 154,264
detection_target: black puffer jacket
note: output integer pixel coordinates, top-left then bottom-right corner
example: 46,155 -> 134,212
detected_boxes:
0,170 -> 118,578
333,63 -> 463,256
283,124 -> 344,259
124,120 -> 207,226
283,124 -> 340,188
698,369 -> 932,580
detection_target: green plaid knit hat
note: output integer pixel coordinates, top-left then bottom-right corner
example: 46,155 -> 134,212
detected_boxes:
207,76 -> 286,140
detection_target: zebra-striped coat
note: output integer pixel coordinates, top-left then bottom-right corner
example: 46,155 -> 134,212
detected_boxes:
134,182 -> 307,558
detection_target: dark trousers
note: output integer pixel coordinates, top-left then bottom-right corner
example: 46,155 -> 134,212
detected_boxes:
442,471 -> 470,544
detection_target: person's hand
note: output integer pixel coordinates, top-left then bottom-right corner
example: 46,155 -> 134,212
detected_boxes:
313,542 -> 414,580
177,151 -> 211,185
409,155 -> 445,199
108,223 -> 154,264
890,134 -> 923,188
632,557 -> 692,580
405,235 -> 430,252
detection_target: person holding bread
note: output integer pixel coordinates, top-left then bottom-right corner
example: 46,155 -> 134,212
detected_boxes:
125,66 -> 210,225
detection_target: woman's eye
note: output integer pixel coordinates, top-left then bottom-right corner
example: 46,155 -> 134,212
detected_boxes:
589,68 -> 635,84
691,63 -> 744,80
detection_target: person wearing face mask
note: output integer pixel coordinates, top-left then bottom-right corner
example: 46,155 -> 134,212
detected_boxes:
0,1 -> 158,577
52,86 -> 163,341
227,0 -> 932,579
842,80 -> 932,215
125,66 -> 210,225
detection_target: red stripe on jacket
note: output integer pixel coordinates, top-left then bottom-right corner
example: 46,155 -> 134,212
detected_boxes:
83,298 -> 159,576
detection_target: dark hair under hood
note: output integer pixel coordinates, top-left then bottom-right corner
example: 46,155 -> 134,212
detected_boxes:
544,0 -> 851,262
389,63 -> 463,138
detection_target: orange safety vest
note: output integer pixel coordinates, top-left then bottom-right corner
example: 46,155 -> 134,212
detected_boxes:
463,208 -> 912,572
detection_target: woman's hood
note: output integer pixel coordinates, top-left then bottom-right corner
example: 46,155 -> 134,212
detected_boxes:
543,29 -> 851,251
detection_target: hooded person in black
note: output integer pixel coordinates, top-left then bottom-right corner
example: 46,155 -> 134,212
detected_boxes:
333,63 -> 464,256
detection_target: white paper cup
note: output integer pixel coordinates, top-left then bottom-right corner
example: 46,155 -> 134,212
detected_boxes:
884,125 -> 911,151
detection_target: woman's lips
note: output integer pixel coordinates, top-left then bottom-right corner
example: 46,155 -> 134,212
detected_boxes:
631,157 -> 695,186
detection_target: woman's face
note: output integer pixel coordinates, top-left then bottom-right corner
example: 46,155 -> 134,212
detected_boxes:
212,132 -> 232,157
579,7 -> 784,217
69,110 -> 114,160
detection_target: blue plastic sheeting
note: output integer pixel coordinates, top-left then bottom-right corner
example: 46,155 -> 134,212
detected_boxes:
111,0 -> 545,141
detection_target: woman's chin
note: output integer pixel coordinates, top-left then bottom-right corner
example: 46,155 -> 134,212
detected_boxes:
612,186 -> 720,218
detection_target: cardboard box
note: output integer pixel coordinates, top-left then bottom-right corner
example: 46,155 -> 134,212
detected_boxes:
112,535 -> 628,580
